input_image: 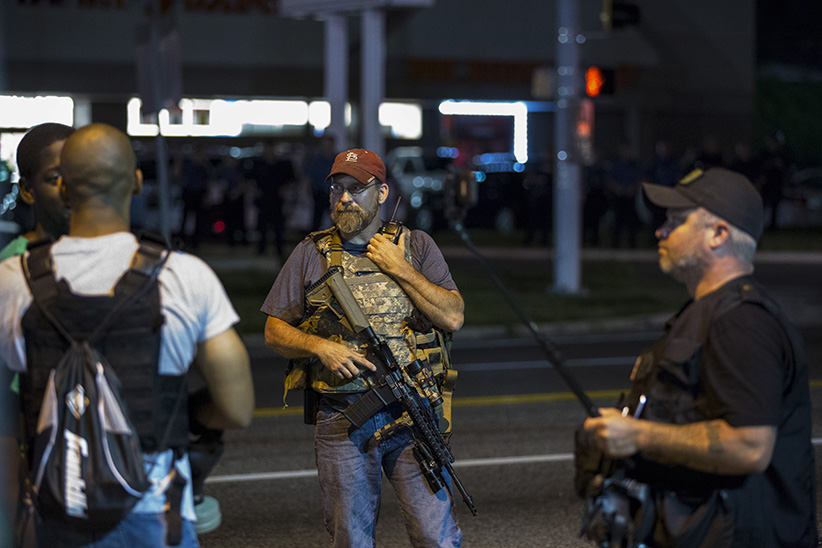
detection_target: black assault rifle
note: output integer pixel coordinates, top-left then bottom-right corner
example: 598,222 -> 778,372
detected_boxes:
308,265 -> 478,516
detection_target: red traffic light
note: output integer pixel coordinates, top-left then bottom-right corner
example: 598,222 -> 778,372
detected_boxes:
585,66 -> 615,97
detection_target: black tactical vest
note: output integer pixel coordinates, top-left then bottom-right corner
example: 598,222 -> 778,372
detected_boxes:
19,238 -> 188,454
625,276 -> 802,493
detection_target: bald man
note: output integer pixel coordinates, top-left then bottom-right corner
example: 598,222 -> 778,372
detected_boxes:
0,124 -> 254,548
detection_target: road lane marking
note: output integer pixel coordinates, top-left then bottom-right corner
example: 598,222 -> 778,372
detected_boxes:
456,357 -> 638,371
207,441 -> 822,485
205,454 -> 574,484
254,380 -> 822,418
455,332 -> 659,348
253,389 -> 627,418
452,390 -> 624,407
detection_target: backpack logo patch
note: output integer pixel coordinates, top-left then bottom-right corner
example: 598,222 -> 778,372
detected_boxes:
66,384 -> 89,420
63,430 -> 89,518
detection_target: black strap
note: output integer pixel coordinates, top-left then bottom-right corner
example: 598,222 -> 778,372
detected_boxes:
22,237 -> 169,347
164,470 -> 187,546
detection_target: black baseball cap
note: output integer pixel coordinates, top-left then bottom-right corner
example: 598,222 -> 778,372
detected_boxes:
642,168 -> 764,240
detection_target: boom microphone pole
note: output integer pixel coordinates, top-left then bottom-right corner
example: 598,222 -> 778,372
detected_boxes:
445,170 -> 600,418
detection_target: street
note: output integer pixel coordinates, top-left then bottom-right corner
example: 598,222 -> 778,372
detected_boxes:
199,314 -> 822,547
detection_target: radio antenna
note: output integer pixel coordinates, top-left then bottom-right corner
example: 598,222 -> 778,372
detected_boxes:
389,196 -> 402,222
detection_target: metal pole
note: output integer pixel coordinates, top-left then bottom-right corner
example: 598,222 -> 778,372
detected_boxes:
324,14 -> 348,151
361,8 -> 385,157
552,0 -> 582,294
149,0 -> 172,244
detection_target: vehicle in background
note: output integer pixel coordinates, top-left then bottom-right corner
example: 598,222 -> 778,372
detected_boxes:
384,146 -> 451,233
384,146 -> 527,234
778,167 -> 822,227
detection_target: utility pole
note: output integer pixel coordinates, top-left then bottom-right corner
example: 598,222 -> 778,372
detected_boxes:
324,14 -> 348,151
552,0 -> 582,294
145,0 -> 174,245
361,8 -> 386,158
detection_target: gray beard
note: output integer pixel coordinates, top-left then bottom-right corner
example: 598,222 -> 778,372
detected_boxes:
660,252 -> 706,286
331,202 -> 378,235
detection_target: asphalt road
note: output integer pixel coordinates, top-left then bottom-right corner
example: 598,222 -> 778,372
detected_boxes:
195,251 -> 822,547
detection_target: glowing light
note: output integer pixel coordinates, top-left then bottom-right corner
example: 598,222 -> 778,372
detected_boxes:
128,98 -> 414,139
437,147 -> 459,159
438,100 -> 528,164
379,103 -> 422,139
308,101 -> 331,130
128,98 -> 311,137
0,96 -> 74,128
585,66 -> 606,97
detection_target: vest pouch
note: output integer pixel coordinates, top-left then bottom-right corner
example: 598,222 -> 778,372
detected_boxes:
644,337 -> 702,425
655,488 -> 734,548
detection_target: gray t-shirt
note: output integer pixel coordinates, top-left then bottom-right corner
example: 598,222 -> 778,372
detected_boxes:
261,229 -> 458,326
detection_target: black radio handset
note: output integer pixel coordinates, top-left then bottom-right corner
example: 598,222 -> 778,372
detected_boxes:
378,197 -> 403,244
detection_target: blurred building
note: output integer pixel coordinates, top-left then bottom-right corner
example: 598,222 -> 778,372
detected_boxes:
0,0 -> 755,164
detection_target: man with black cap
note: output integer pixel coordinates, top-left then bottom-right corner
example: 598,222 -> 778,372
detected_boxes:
261,149 -> 464,546
581,168 -> 817,547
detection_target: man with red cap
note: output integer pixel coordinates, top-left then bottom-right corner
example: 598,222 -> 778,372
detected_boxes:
581,168 -> 817,547
261,148 -> 464,546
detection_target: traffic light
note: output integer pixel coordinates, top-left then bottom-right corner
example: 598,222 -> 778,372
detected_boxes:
585,66 -> 615,97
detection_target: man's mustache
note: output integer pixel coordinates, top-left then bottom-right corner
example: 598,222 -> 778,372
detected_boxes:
334,203 -> 363,213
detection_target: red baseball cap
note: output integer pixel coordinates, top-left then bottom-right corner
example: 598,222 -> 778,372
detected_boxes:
325,149 -> 386,185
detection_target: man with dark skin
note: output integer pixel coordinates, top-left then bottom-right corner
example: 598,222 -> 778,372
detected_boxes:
0,123 -> 75,260
0,123 -> 74,546
0,123 -> 254,547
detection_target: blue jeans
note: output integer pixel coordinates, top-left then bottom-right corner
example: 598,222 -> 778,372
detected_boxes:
315,400 -> 462,548
34,513 -> 199,548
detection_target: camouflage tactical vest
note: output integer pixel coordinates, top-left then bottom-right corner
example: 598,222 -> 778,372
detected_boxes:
284,226 -> 452,397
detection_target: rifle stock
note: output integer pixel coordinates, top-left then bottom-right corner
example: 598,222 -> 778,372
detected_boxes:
322,266 -> 478,516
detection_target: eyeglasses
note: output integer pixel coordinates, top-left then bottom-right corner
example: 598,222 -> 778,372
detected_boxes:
329,180 -> 377,196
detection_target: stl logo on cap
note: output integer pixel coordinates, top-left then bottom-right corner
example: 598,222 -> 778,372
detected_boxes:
345,151 -> 359,163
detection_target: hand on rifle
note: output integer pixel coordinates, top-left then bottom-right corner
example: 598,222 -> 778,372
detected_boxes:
316,339 -> 377,380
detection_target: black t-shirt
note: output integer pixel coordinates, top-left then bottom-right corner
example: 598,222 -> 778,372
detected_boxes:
632,276 -> 817,546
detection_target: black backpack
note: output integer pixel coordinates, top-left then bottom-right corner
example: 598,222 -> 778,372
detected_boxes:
19,238 -> 175,540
